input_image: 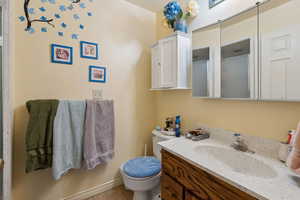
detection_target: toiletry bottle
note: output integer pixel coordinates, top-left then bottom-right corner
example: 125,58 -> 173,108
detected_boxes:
291,130 -> 297,145
288,130 -> 297,145
288,130 -> 293,144
175,116 -> 181,137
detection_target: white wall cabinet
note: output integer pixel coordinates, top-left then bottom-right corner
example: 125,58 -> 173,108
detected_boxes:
151,32 -> 191,90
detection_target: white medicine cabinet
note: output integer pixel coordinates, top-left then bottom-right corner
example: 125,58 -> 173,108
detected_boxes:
151,32 -> 191,90
191,0 -> 300,101
221,39 -> 252,99
192,47 -> 211,97
259,1 -> 300,101
192,24 -> 220,98
220,6 -> 258,100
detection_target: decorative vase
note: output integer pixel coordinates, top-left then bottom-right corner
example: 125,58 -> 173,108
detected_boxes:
174,19 -> 188,33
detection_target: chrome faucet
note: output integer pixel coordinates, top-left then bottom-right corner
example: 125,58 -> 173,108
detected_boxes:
231,133 -> 249,152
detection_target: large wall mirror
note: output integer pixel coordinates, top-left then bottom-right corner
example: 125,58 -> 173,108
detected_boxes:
192,25 -> 220,98
220,7 -> 257,99
192,0 -> 299,101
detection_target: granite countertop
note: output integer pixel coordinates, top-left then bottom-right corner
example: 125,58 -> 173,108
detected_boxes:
157,129 -> 300,200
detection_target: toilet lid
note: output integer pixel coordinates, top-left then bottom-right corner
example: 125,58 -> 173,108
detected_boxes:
123,157 -> 161,178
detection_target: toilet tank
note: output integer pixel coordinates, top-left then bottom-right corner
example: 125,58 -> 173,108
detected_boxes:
152,130 -> 174,160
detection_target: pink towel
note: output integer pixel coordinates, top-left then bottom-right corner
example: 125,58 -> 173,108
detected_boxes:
287,122 -> 300,174
83,100 -> 115,170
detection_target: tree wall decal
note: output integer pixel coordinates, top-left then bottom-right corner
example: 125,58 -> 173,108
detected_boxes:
23,0 -> 82,30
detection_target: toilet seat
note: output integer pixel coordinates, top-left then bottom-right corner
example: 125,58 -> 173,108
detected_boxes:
123,157 -> 161,178
121,163 -> 161,181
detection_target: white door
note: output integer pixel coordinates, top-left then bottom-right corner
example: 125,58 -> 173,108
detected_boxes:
151,44 -> 161,89
159,37 -> 177,88
261,27 -> 300,101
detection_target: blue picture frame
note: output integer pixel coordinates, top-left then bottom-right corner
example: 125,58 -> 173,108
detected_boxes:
51,44 -> 73,65
80,41 -> 99,60
89,66 -> 106,83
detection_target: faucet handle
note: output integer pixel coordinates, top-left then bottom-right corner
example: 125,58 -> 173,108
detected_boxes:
233,133 -> 244,143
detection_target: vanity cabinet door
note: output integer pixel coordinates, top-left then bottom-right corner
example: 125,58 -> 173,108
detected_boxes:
185,191 -> 202,200
161,173 -> 184,200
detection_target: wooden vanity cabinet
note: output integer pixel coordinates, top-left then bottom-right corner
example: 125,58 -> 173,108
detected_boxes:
185,191 -> 201,200
161,173 -> 184,200
161,149 -> 258,200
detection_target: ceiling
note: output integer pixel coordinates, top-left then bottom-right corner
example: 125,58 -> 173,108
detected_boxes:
125,0 -> 184,12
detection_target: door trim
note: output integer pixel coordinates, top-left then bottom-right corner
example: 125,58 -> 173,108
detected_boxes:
2,0 -> 13,199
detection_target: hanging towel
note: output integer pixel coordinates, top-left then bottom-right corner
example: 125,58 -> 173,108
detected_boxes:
83,100 -> 115,170
287,121 -> 300,174
52,100 -> 86,180
25,100 -> 59,173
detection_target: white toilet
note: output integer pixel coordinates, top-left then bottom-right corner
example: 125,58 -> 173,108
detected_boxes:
120,131 -> 174,200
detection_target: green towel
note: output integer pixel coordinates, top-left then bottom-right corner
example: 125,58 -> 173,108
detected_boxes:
25,100 -> 59,173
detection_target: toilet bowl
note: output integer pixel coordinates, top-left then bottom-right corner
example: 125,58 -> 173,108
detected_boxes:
120,130 -> 174,200
120,163 -> 161,200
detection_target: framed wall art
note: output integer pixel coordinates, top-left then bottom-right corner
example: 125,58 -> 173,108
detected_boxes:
80,41 -> 98,60
89,66 -> 106,83
51,44 -> 73,65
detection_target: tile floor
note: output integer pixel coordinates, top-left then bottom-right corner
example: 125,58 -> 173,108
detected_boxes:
85,185 -> 133,200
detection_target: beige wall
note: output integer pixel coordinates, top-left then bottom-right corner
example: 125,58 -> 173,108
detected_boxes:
156,12 -> 172,42
12,0 -> 156,200
155,0 -> 300,141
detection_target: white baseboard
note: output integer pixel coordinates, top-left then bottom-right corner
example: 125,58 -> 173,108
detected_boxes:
62,177 -> 123,200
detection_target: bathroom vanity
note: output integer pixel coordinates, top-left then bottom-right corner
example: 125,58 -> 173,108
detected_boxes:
161,149 -> 257,200
159,128 -> 300,200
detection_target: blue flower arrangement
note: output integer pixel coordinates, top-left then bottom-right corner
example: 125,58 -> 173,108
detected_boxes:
163,0 -> 199,32
163,1 -> 182,25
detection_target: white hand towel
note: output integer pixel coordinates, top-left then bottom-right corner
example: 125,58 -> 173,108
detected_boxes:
52,100 -> 86,180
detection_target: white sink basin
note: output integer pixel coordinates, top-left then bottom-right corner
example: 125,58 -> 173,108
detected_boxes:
194,145 -> 278,179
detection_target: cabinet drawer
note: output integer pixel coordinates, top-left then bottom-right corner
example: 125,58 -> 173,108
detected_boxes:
161,173 -> 183,200
162,150 -> 257,200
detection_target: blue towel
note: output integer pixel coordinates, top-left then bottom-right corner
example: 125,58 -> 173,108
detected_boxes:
52,100 -> 86,180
